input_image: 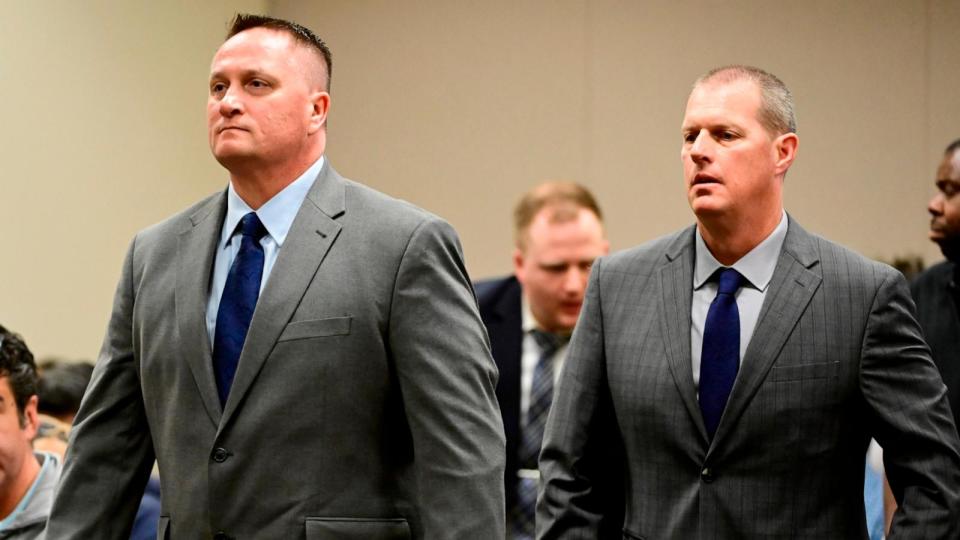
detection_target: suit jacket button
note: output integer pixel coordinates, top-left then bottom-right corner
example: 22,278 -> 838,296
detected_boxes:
212,447 -> 230,463
701,467 -> 714,483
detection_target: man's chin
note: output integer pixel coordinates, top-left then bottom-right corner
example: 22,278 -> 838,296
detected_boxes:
935,236 -> 960,263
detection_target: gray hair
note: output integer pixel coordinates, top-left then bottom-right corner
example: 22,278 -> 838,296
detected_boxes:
695,65 -> 796,136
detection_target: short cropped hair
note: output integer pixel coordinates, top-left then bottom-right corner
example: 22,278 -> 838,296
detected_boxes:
695,65 -> 796,136
227,13 -> 333,92
513,181 -> 603,250
0,324 -> 38,424
945,138 -> 960,156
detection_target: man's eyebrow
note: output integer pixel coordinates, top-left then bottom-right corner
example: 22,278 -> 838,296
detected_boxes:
209,68 -> 268,81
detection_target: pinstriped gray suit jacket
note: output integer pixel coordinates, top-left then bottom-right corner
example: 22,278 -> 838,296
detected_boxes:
43,163 -> 505,540
538,216 -> 960,539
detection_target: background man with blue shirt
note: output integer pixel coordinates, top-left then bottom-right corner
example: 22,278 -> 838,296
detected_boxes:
537,65 -> 960,538
44,14 -> 505,540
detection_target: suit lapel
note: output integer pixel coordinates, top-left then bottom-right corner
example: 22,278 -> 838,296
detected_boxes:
219,163 -> 345,427
657,226 -> 708,442
710,217 -> 822,449
176,193 -> 227,427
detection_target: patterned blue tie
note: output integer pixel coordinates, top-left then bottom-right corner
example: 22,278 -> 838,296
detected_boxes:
699,267 -> 746,439
512,330 -> 567,540
213,212 -> 267,406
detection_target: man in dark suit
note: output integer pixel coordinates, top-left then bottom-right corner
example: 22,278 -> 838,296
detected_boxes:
912,138 -> 960,428
475,181 -> 608,539
538,65 -> 960,538
43,14 -> 504,540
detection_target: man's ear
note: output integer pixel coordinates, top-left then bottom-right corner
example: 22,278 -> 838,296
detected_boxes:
513,247 -> 527,286
307,91 -> 331,134
774,132 -> 799,175
21,394 -> 39,440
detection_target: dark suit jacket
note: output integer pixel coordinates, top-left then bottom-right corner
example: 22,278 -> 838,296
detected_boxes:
475,276 -> 524,510
538,217 -> 960,539
476,276 -> 623,538
912,260 -> 960,429
44,162 -> 506,540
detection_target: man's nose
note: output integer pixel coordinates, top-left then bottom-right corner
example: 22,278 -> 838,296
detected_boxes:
689,131 -> 712,164
218,89 -> 243,117
929,193 -> 944,217
563,267 -> 588,294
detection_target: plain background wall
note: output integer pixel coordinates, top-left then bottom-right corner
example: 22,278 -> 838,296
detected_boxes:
0,1 -> 265,358
3,1 -> 959,360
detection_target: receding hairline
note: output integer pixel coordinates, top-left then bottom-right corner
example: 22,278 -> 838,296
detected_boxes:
513,181 -> 604,250
223,13 -> 332,92
691,65 -> 797,136
217,27 -> 329,91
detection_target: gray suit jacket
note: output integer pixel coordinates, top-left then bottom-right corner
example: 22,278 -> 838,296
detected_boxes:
538,217 -> 960,539
44,163 -> 506,540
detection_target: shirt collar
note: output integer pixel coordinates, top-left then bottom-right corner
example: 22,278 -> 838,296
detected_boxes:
521,294 -> 537,333
219,155 -> 325,250
694,210 -> 788,291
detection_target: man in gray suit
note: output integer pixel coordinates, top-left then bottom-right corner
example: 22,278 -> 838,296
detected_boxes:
43,14 -> 505,540
537,65 -> 960,538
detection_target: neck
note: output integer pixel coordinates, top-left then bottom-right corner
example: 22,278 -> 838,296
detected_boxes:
0,452 -> 40,520
228,149 -> 323,210
698,207 -> 782,266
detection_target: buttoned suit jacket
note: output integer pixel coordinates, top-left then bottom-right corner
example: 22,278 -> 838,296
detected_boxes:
911,261 -> 960,430
44,162 -> 506,540
538,216 -> 960,539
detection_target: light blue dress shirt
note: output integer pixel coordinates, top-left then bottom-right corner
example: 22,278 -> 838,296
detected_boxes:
205,156 -> 325,346
690,210 -> 788,392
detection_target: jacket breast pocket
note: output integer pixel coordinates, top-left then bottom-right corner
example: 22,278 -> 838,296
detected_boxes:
769,360 -> 839,382
278,316 -> 352,342
305,517 -> 410,539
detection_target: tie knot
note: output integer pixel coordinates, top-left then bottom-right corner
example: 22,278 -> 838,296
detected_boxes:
531,330 -> 569,355
238,212 -> 267,242
714,267 -> 745,295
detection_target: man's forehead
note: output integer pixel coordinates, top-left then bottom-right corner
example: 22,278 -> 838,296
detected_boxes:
938,151 -> 960,181
683,80 -> 760,123
213,27 -> 297,64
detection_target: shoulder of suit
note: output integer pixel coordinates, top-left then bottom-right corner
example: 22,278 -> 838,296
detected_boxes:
338,174 -> 445,229
131,190 -> 224,247
912,260 -> 954,294
599,226 -> 695,275
474,275 -> 519,304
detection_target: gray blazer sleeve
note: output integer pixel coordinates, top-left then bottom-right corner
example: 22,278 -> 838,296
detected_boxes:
862,269 -> 960,538
388,216 -> 507,539
44,238 -> 155,539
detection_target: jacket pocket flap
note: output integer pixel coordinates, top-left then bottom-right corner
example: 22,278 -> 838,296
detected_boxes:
305,517 -> 410,540
278,316 -> 352,342
770,360 -> 839,381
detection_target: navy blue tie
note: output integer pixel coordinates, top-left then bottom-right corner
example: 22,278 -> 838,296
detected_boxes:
699,267 -> 746,439
213,212 -> 267,406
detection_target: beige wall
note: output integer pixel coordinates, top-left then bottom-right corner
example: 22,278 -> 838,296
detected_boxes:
3,1 -> 958,359
0,1 -> 265,359
277,0 -> 960,273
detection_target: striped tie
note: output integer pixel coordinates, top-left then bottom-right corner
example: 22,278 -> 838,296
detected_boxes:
512,329 -> 567,539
